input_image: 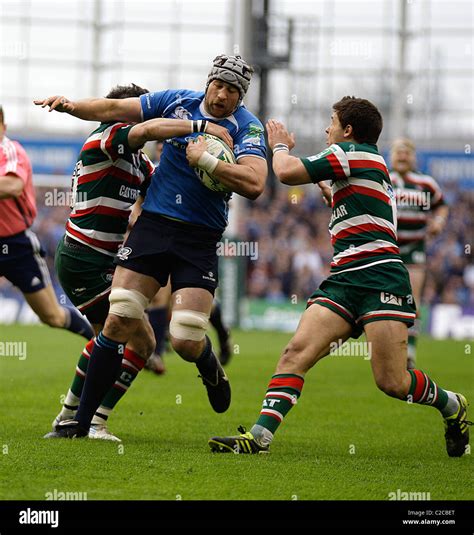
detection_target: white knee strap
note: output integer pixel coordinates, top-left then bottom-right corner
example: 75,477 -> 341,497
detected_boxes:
169,309 -> 209,341
109,288 -> 150,319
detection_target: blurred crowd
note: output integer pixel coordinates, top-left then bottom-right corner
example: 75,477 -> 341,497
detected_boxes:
1,183 -> 473,308
241,183 -> 474,308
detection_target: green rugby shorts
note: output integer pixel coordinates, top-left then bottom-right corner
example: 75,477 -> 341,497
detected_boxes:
55,235 -> 114,324
307,261 -> 417,337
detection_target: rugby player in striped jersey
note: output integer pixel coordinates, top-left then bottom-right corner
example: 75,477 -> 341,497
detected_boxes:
209,96 -> 470,457
0,105 -> 94,341
41,84 -> 233,441
390,138 -> 449,369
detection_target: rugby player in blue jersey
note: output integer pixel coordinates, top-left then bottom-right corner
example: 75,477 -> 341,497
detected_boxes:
35,55 -> 267,437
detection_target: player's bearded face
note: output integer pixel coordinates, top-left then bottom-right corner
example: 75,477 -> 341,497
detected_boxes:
392,148 -> 416,174
205,80 -> 240,118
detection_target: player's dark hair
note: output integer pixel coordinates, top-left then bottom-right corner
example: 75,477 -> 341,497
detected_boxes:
0,105 -> 4,124
332,96 -> 383,144
105,83 -> 149,99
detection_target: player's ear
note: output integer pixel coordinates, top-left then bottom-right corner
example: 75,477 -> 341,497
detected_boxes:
344,124 -> 353,138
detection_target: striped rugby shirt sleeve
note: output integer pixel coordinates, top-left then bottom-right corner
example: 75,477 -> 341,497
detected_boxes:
300,143 -> 350,183
100,123 -> 134,162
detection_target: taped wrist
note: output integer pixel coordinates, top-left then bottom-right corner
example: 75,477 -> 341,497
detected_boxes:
198,151 -> 219,174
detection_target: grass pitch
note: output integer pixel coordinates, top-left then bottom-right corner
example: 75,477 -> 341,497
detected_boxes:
0,325 -> 472,501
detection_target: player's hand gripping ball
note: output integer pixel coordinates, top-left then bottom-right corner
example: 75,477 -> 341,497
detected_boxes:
193,134 -> 235,193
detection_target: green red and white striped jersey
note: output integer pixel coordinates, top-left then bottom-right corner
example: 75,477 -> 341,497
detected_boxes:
66,122 -> 154,256
301,142 -> 401,275
390,170 -> 444,252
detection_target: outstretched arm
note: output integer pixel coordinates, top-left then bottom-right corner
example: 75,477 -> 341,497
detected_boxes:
34,95 -> 142,123
128,119 -> 233,151
265,119 -> 312,185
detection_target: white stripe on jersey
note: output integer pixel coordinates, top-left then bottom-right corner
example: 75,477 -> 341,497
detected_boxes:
100,124 -> 116,161
331,214 -> 397,237
345,151 -> 388,165
67,219 -> 123,242
332,177 -> 392,199
114,157 -> 146,181
83,132 -> 104,144
73,196 -> 132,212
332,239 -> 398,263
331,144 -> 351,177
80,159 -> 112,175
78,154 -> 146,181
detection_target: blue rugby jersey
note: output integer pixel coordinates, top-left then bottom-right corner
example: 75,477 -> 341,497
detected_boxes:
140,89 -> 266,231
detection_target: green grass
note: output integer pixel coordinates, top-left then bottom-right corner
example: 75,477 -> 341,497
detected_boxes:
0,325 -> 472,500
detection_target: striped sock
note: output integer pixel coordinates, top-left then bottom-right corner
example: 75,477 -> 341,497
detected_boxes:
407,369 -> 459,416
92,348 -> 146,425
252,374 -> 304,437
70,338 -> 95,399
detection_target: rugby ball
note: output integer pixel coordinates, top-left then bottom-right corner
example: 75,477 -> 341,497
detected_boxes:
194,133 -> 235,193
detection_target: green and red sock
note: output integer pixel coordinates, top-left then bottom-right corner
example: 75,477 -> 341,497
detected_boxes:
251,374 -> 304,442
407,369 -> 459,417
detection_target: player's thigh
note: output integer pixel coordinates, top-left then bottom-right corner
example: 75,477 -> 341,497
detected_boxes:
111,265 -> 161,301
276,304 -> 353,375
364,320 -> 410,391
406,265 -> 425,307
171,287 -> 214,315
149,278 -> 172,308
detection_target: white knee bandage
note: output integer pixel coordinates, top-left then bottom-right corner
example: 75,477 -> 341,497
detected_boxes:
109,288 -> 150,319
169,309 -> 210,341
